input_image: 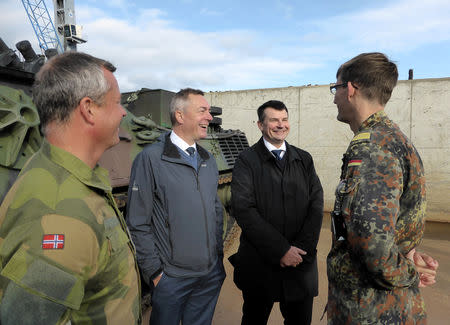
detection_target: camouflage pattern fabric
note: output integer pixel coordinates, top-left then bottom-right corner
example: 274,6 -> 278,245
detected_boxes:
327,110 -> 426,324
0,140 -> 141,324
0,167 -> 20,204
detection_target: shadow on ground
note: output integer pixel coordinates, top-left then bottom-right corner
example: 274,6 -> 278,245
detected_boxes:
212,214 -> 450,325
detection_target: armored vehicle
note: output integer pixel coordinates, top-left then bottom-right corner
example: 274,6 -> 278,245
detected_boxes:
0,37 -> 249,239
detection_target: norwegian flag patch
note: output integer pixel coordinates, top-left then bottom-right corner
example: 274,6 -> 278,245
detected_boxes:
42,234 -> 65,250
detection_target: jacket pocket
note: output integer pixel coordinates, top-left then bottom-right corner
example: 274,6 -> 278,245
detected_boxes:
167,217 -> 210,269
1,246 -> 84,309
338,178 -> 360,217
104,217 -> 130,255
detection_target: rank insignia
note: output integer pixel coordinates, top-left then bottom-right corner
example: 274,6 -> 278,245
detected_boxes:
351,132 -> 371,142
42,234 -> 65,249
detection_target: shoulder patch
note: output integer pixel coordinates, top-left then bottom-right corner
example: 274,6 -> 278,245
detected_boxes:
351,132 -> 371,142
42,234 -> 65,249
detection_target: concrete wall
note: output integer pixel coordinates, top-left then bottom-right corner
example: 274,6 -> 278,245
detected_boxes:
205,77 -> 450,222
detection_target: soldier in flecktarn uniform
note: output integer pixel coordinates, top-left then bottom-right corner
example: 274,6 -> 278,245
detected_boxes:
0,52 -> 141,324
327,52 -> 439,324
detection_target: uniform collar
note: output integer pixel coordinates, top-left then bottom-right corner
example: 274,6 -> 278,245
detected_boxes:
41,140 -> 112,192
358,110 -> 388,132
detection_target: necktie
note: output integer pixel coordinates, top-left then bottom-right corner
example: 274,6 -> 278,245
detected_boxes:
186,147 -> 196,156
272,149 -> 283,160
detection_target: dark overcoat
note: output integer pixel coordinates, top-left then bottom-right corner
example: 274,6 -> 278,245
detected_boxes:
229,138 -> 323,301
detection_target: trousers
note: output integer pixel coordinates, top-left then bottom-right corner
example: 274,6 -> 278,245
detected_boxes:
150,260 -> 225,325
241,290 -> 314,325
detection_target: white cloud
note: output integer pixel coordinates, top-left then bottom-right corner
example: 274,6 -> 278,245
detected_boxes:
75,6 -> 108,22
0,0 -> 319,91
0,1 -> 41,53
107,0 -> 128,8
1,0 -> 449,92
305,0 -> 450,54
75,6 -> 315,91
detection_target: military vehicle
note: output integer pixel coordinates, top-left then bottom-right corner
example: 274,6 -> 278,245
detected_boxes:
0,37 -> 249,240
0,38 -> 43,203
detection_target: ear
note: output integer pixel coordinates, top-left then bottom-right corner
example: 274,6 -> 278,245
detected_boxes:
174,109 -> 184,125
347,81 -> 357,99
79,97 -> 96,125
257,120 -> 263,132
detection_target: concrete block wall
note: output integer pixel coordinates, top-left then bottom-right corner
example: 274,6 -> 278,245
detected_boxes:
205,77 -> 450,222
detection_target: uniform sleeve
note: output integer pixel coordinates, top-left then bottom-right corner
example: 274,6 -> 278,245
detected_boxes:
292,155 -> 324,264
231,154 -> 290,264
126,151 -> 162,284
344,143 -> 418,289
0,213 -> 101,323
1,281 -> 68,325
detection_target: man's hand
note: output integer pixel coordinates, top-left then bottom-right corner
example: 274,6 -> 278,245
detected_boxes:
152,273 -> 163,287
407,249 -> 439,287
280,246 -> 306,267
414,250 -> 439,287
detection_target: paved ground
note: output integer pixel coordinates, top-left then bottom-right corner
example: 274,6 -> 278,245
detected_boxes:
143,215 -> 450,324
212,215 -> 450,325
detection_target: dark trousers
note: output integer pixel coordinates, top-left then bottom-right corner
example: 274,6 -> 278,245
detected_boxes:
150,260 -> 225,325
241,290 -> 314,325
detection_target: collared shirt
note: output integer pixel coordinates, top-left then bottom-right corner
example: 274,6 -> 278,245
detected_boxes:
170,130 -> 197,155
263,138 -> 286,159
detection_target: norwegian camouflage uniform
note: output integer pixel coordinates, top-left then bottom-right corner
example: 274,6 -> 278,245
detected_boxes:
327,111 -> 426,324
0,140 -> 141,324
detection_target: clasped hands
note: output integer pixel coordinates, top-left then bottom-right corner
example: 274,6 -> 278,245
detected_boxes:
279,246 -> 439,288
407,248 -> 439,288
280,246 -> 306,267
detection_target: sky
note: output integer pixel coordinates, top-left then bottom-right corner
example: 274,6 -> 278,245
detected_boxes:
1,0 -> 450,92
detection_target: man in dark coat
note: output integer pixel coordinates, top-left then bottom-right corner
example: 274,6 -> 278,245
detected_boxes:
229,100 -> 324,325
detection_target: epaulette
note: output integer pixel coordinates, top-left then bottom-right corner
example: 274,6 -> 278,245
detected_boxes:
351,132 -> 371,143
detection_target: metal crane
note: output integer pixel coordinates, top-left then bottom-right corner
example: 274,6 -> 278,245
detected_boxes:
21,0 -> 85,54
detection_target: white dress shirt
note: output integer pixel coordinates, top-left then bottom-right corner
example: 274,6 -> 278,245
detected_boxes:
170,131 -> 197,155
263,138 -> 286,159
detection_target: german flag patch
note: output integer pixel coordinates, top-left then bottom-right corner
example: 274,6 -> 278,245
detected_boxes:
348,159 -> 362,167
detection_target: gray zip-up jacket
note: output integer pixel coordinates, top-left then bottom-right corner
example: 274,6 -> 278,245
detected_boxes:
126,132 -> 223,284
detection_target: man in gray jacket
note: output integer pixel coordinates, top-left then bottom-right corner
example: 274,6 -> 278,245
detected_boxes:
127,88 -> 225,325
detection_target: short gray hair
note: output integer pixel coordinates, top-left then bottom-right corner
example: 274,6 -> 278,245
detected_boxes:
32,52 -> 116,134
169,88 -> 204,124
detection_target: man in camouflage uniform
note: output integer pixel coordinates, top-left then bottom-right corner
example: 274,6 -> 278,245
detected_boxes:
0,52 -> 141,324
327,52 -> 438,324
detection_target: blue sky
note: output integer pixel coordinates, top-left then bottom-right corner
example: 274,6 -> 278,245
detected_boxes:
1,0 -> 449,92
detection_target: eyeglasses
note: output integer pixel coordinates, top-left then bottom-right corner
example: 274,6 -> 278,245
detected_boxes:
330,83 -> 347,95
330,82 -> 358,95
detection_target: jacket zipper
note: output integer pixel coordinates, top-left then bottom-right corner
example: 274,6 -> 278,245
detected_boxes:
194,166 -> 212,268
167,219 -> 174,261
